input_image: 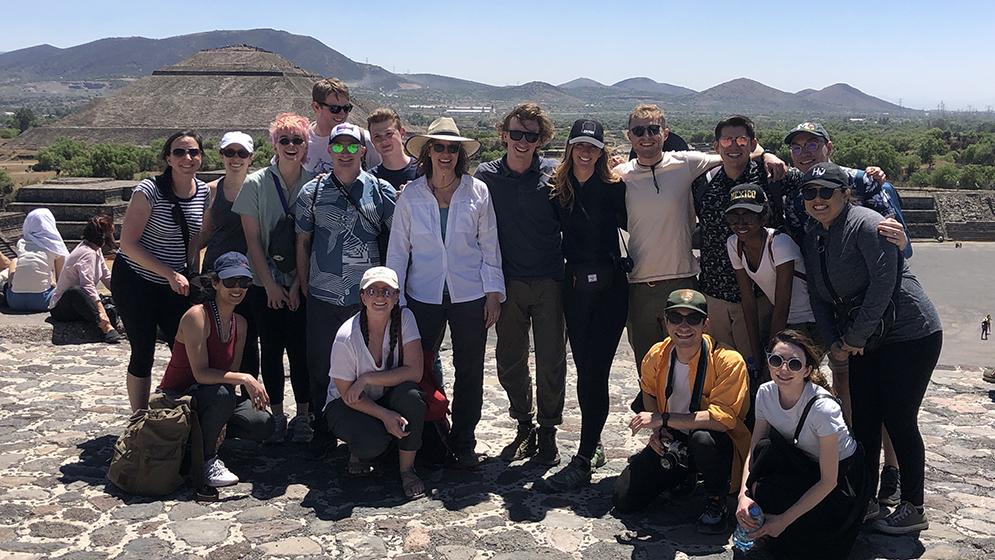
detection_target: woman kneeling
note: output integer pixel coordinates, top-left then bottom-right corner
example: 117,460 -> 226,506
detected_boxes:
325,266 -> 427,500
158,252 -> 274,488
736,329 -> 865,559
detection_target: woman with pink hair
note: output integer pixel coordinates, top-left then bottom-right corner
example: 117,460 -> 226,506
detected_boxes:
232,112 -> 316,443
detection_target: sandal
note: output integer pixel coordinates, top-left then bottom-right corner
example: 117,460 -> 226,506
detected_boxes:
400,470 -> 426,500
347,455 -> 374,477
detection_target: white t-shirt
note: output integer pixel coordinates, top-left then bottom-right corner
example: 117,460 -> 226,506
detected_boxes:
11,238 -> 57,294
326,307 -> 421,405
726,228 -> 815,325
304,124 -> 382,175
755,381 -> 857,462
667,356 -> 692,434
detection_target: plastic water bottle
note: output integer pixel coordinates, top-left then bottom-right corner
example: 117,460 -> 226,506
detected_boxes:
732,504 -> 764,552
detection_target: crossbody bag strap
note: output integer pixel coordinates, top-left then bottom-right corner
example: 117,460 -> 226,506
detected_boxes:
793,393 -> 841,445
690,338 -> 709,412
817,235 -> 844,307
770,231 -> 807,282
332,174 -> 380,233
156,172 -> 190,266
269,171 -> 292,216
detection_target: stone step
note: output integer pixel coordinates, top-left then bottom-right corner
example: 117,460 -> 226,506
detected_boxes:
7,201 -> 129,222
902,209 -> 939,223
908,223 -> 942,239
899,196 -> 936,210
56,221 -> 122,240
945,221 -> 995,241
0,211 -> 24,231
16,178 -> 134,205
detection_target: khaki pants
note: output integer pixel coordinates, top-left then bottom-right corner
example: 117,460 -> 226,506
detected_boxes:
626,276 -> 698,377
703,293 -> 773,364
495,278 -> 567,428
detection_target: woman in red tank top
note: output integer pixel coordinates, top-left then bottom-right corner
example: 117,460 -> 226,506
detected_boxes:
160,252 -> 274,488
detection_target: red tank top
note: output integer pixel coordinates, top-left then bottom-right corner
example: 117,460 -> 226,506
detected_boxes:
160,305 -> 238,391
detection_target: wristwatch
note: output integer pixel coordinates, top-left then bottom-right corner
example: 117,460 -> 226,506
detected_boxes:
660,412 -> 671,429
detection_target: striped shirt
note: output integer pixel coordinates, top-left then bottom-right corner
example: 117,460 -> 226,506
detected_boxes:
119,177 -> 209,284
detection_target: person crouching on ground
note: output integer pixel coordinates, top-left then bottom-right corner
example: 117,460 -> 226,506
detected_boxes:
615,289 -> 751,535
324,266 -> 427,500
736,329 -> 865,560
158,252 -> 274,488
48,214 -> 122,343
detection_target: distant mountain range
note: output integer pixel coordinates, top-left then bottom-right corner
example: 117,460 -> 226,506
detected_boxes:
0,29 -> 911,115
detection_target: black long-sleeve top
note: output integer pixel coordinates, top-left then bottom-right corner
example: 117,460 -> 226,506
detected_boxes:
556,174 -> 627,266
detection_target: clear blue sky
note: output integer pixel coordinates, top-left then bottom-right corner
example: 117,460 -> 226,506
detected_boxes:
1,0 -> 991,110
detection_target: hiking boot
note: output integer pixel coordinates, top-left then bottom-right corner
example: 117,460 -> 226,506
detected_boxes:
265,413 -> 288,443
696,495 -> 728,534
499,423 -> 537,462
863,499 -> 881,522
204,457 -> 239,488
544,455 -> 592,493
591,442 -> 607,468
535,427 -> 561,466
103,329 -> 122,344
448,447 -> 488,470
288,414 -> 314,443
878,465 -> 902,506
874,501 -> 929,534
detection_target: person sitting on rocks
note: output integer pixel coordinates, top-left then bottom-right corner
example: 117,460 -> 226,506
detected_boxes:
615,289 -> 751,535
158,251 -> 274,488
324,266 -> 427,500
48,214 -> 122,343
4,208 -> 68,312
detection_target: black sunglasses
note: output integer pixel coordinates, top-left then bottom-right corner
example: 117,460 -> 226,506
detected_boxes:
767,353 -> 805,372
432,143 -> 461,154
630,125 -> 662,137
508,129 -> 540,143
221,276 -> 253,289
363,287 -> 398,298
171,148 -> 202,158
278,136 -> 306,146
801,186 -> 842,200
318,101 -> 353,114
220,148 -> 252,159
664,310 -> 705,326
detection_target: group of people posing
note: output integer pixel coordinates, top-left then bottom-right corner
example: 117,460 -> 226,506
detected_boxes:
92,76 -> 941,558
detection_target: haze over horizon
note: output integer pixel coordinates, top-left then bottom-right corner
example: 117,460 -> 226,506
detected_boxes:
2,0 -> 992,111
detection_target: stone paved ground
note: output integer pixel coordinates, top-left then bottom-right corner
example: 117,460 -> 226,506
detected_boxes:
1,243 -> 993,559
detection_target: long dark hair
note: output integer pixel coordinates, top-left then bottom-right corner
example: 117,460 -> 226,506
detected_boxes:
416,140 -> 469,179
359,305 -> 403,368
160,130 -> 204,163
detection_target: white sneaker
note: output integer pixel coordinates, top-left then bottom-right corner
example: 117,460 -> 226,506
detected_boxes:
204,457 -> 239,488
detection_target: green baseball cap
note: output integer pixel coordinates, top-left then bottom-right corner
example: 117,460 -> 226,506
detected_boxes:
666,289 -> 708,316
784,122 -> 830,145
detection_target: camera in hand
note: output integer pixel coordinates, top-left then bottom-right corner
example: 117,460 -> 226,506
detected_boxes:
659,440 -> 689,470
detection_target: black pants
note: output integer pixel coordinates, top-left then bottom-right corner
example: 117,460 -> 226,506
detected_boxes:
563,271 -> 628,460
613,429 -> 734,512
325,381 -> 427,459
306,297 -> 360,417
747,438 -> 864,560
186,383 -> 275,459
849,330 -> 942,506
50,287 -> 100,326
407,294 -> 486,453
249,285 -> 309,407
111,258 -> 188,378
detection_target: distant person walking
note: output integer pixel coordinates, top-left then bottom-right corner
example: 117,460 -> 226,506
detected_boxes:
982,315 -> 991,340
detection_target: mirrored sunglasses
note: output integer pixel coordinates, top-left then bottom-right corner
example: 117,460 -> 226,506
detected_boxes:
363,287 -> 399,298
718,135 -> 750,148
331,143 -> 361,154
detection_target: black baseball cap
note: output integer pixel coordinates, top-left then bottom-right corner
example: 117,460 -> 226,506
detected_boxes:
568,119 -> 605,149
725,183 -> 769,214
784,122 -> 830,145
801,161 -> 849,189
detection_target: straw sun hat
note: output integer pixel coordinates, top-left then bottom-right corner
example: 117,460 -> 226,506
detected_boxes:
404,117 -> 481,158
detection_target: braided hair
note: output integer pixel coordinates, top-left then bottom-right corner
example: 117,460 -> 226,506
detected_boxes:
359,305 -> 404,368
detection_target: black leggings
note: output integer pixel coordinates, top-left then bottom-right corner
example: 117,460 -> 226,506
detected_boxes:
111,258 -> 188,378
849,331 -> 942,506
187,383 -> 275,459
563,271 -> 628,460
50,287 -> 101,326
249,285 -> 309,407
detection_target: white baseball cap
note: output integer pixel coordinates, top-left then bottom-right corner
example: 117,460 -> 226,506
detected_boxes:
219,131 -> 255,152
330,123 -> 363,143
360,266 -> 400,290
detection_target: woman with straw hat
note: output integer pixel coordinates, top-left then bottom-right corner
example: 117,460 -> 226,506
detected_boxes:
386,117 -> 505,470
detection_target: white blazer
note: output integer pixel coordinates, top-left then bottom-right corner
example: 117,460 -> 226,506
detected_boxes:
387,174 -> 506,306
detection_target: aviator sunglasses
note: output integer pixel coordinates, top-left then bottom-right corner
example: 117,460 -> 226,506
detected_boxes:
664,310 -> 705,326
766,353 -> 806,372
278,136 -> 305,146
220,148 -> 252,159
171,148 -> 202,158
363,287 -> 399,298
508,129 -> 540,143
221,276 -> 252,289
718,135 -> 751,148
317,101 -> 353,114
629,124 -> 662,137
432,143 -> 461,154
801,186 -> 843,201
331,143 -> 361,154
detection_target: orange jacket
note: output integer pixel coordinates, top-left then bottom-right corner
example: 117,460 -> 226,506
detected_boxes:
640,334 -> 752,491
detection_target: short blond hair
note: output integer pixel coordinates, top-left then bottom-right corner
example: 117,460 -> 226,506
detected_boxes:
627,104 -> 667,128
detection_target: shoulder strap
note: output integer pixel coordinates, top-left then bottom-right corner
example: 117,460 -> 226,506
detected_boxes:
817,235 -> 844,306
155,172 -> 190,265
332,174 -> 381,233
793,393 -> 840,445
690,338 -> 710,412
269,171 -> 291,215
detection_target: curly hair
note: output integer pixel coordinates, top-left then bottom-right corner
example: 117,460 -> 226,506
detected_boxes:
359,305 -> 404,368
497,102 -> 555,148
268,112 -> 311,163
767,329 -> 830,390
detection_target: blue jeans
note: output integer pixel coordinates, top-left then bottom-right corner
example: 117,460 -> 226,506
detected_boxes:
4,285 -> 54,312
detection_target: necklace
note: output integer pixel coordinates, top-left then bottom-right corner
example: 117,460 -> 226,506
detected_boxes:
207,300 -> 234,344
429,175 -> 459,194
